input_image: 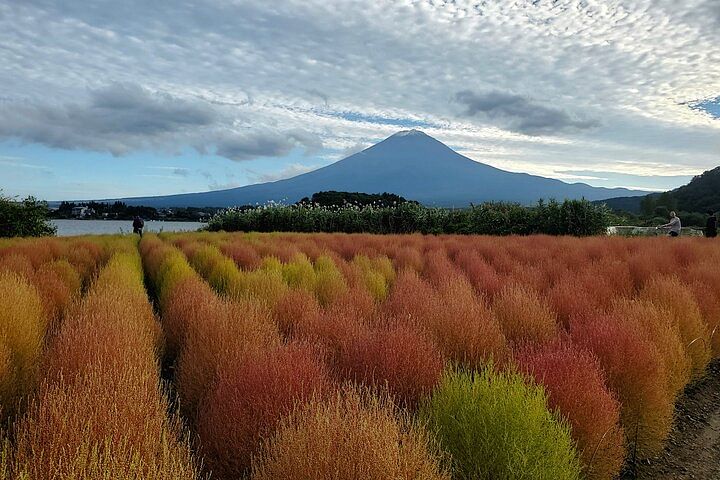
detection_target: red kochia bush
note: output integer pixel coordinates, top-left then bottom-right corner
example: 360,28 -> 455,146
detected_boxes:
453,250 -> 504,300
337,324 -> 443,408
547,276 -> 600,329
570,313 -> 672,458
516,340 -> 625,480
196,342 -> 332,479
392,245 -> 424,272
273,288 -> 323,340
383,269 -> 436,322
220,241 -> 262,270
162,275 -> 218,359
33,260 -> 82,331
432,279 -> 507,368
422,248 -> 461,286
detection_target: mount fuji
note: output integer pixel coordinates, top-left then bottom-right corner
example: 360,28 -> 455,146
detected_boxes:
108,130 -> 646,207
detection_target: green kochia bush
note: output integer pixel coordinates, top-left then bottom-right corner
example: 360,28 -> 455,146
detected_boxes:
206,199 -> 611,236
419,368 -> 582,480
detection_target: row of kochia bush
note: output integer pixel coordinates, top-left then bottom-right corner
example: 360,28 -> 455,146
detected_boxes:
140,231 -> 719,480
1,232 -> 718,479
0,237 -> 108,424
0,237 -> 198,478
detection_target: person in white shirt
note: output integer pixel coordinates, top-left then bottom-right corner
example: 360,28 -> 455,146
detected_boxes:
657,211 -> 681,237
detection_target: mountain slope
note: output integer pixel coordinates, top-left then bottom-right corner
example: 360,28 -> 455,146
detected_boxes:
107,130 -> 646,208
602,167 -> 720,214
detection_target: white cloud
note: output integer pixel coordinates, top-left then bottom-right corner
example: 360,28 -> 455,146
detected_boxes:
250,163 -> 321,183
0,0 -> 717,186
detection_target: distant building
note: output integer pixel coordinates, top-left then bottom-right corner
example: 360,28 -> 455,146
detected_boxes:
71,206 -> 94,218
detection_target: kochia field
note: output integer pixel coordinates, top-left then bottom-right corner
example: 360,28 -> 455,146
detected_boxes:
0,232 -> 718,479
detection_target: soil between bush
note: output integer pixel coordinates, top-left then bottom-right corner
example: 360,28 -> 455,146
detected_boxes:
626,359 -> 720,479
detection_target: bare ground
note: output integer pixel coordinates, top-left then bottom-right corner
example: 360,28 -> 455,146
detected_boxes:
624,359 -> 720,479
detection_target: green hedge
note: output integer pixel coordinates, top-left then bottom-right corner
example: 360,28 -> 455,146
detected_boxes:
206,199 -> 611,236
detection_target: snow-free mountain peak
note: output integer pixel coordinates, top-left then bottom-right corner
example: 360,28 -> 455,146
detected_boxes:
99,130 -> 649,208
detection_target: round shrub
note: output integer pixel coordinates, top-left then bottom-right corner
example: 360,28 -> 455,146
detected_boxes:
338,324 -> 443,408
492,284 -> 558,345
312,255 -> 348,306
547,277 -> 600,328
453,250 -> 504,300
610,298 -> 690,399
570,313 -> 672,458
196,342 -> 333,479
273,288 -> 322,340
420,368 -> 581,480
175,297 -> 281,421
516,340 -> 625,480
251,388 -> 450,480
640,276 -> 711,379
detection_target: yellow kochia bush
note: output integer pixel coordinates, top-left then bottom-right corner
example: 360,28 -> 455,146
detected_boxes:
0,272 -> 45,420
640,276 -> 711,379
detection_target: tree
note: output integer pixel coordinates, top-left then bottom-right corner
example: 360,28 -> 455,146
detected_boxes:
639,195 -> 657,216
0,192 -> 57,237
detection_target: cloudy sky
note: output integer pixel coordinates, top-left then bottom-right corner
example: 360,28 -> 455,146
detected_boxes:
1,0 -> 718,200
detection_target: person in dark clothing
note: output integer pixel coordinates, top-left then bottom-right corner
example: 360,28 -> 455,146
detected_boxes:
705,211 -> 717,238
132,216 -> 144,237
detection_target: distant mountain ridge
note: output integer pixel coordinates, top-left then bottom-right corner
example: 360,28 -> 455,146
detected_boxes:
99,130 -> 647,208
602,166 -> 720,214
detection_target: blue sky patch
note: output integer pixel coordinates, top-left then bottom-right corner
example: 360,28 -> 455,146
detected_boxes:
689,96 -> 720,119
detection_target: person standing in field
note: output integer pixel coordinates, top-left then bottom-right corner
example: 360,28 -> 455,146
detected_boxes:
657,211 -> 681,237
132,215 -> 145,237
705,211 -> 717,238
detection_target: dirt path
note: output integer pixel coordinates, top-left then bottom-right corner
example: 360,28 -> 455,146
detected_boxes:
626,359 -> 720,479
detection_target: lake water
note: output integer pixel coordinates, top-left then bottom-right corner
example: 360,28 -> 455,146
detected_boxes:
51,219 -> 206,237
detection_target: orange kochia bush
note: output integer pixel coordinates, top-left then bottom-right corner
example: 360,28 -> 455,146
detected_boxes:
492,284 -> 558,346
384,270 -> 506,368
251,388 -> 450,480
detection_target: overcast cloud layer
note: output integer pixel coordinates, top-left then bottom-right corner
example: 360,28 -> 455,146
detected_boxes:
1,0 -> 718,197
